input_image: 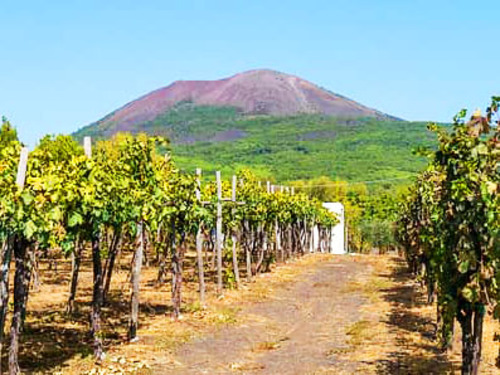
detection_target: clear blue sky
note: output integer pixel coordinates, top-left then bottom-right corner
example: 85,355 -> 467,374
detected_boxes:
1,0 -> 499,147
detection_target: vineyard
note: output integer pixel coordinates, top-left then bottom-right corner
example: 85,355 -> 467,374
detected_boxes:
0,126 -> 338,374
396,99 -> 500,374
0,100 -> 498,375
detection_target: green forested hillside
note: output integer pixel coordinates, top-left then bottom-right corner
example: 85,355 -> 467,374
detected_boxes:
74,103 -> 436,183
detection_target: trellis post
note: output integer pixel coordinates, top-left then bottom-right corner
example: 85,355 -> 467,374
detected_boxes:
215,171 -> 223,295
231,175 -> 240,288
83,136 -> 92,158
16,148 -> 29,189
195,168 -> 206,304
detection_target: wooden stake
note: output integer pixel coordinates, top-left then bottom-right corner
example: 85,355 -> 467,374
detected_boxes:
83,137 -> 92,158
231,175 -> 240,288
195,168 -> 202,201
275,219 -> 282,262
195,168 -> 205,305
129,222 -> 143,341
16,148 -> 28,190
231,175 -> 237,202
215,171 -> 223,295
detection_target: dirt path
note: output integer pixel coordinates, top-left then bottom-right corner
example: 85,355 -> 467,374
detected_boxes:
30,254 -> 499,374
155,256 -> 369,374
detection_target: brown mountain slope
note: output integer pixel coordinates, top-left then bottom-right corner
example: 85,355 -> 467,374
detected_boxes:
93,69 -> 394,131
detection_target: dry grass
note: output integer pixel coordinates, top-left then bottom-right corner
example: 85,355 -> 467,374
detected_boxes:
345,320 -> 378,347
12,252 -> 330,374
5,252 -> 499,374
228,361 -> 266,372
340,254 -> 500,375
251,340 -> 283,352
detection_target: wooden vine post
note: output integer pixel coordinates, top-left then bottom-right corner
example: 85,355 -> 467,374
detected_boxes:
214,171 -> 246,294
129,221 -> 143,341
215,171 -> 224,295
272,182 -> 283,263
15,148 -> 28,189
170,219 -> 182,318
83,136 -> 92,158
195,168 -> 206,305
231,175 -> 241,288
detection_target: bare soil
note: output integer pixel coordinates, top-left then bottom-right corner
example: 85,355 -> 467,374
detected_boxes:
156,256 -> 366,374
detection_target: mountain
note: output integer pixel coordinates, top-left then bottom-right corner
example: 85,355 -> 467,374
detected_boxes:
74,70 -> 432,184
76,69 -> 397,138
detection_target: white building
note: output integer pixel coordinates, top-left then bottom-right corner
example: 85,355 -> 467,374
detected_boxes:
312,202 -> 346,254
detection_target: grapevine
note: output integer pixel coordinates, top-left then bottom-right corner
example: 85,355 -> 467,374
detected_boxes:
0,127 -> 338,373
396,99 -> 500,374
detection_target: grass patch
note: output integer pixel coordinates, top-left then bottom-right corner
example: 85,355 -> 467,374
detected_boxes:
346,320 -> 377,346
252,336 -> 289,352
252,340 -> 282,352
208,306 -> 240,326
229,361 -> 265,372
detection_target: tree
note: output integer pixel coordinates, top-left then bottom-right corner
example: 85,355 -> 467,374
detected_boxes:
0,117 -> 18,147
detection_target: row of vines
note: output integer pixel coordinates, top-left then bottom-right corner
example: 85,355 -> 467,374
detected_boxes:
396,99 -> 499,375
0,125 -> 338,374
